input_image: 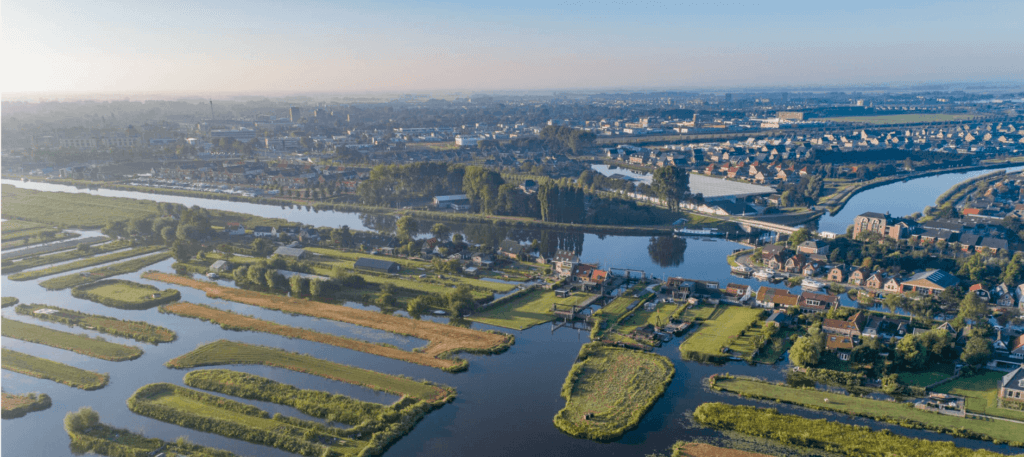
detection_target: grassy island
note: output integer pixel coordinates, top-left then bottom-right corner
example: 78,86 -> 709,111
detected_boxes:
15,303 -> 176,344
64,407 -> 236,457
1,318 -> 143,361
161,302 -> 459,371
7,244 -> 164,281
554,343 -> 674,441
692,402 -> 1013,457
1,297 -> 18,308
71,279 -> 180,310
678,306 -> 763,363
2,392 -> 52,419
1,349 -> 108,390
167,340 -> 450,402
709,374 -> 1024,446
146,272 -> 514,370
39,251 -> 172,290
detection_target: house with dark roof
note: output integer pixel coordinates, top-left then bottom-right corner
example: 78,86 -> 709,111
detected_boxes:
498,240 -> 528,260
957,233 -> 981,252
999,365 -> 1024,405
755,287 -> 799,309
797,240 -> 829,255
827,265 -> 846,283
979,237 -> 1009,253
273,246 -> 307,259
353,257 -> 400,273
901,269 -> 960,295
798,291 -> 840,313
825,334 -> 855,360
823,311 -> 866,338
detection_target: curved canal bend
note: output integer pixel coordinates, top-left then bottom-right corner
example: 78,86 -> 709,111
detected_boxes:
2,175 -> 1021,456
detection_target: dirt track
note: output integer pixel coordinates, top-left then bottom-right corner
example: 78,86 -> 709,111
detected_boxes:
145,272 -> 511,368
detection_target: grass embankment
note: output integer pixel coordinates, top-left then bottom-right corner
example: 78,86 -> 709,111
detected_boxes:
71,279 -> 181,310
672,442 -> 770,457
2,392 -> 52,419
145,272 -> 514,367
1,318 -> 143,361
1,231 -> 79,250
692,402 -> 1014,457
1,297 -> 18,308
166,340 -> 449,402
554,343 -> 674,441
934,370 -> 1024,422
1,348 -> 108,390
66,416 -> 236,457
678,306 -> 763,363
8,245 -> 165,281
161,302 -> 461,371
468,288 -> 593,330
182,369 -> 456,457
128,383 -> 366,457
1,226 -> 58,242
38,251 -> 172,290
15,303 -> 176,344
2,239 -> 133,274
1,236 -> 109,260
1,219 -> 47,233
710,375 -> 1024,446
185,369 -> 386,425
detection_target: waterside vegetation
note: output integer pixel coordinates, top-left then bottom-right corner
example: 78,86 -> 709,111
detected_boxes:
1,348 -> 109,390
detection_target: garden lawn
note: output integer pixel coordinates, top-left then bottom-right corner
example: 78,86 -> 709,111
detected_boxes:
554,343 -> 674,441
678,306 -> 763,358
597,285 -> 649,321
617,300 -> 685,334
712,376 -> 1024,445
1,348 -> 108,390
468,289 -> 593,330
896,363 -> 955,387
933,370 -> 1024,421
1,318 -> 142,361
166,340 -> 448,402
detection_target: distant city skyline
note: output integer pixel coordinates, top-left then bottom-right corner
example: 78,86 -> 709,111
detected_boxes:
3,0 -> 1023,95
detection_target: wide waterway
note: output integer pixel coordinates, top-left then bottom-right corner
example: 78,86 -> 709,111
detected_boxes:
2,177 -> 1021,456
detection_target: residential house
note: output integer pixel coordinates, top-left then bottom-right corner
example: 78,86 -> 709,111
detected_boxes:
865,272 -> 885,290
969,283 -> 990,302
862,316 -> 908,339
999,365 -> 1024,405
852,212 -> 914,241
224,222 -> 246,236
209,260 -> 231,273
724,283 -> 752,303
884,277 -> 903,293
828,265 -> 846,282
274,225 -> 302,239
767,254 -> 786,271
823,311 -> 866,338
825,334 -> 856,360
802,261 -> 822,277
848,267 -> 870,286
766,311 -> 796,329
472,254 -> 495,269
901,269 -> 960,296
783,254 -> 806,274
498,240 -> 528,260
796,240 -> 829,255
760,244 -> 786,261
755,287 -> 800,309
551,250 -> 580,277
253,226 -> 275,238
798,291 -> 840,313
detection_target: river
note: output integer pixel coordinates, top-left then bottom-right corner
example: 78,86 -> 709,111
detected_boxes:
1,177 -> 1020,456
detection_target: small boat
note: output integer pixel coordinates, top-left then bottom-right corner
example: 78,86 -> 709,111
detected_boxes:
753,269 -> 775,281
731,264 -> 753,274
674,227 -> 724,237
802,278 -> 827,289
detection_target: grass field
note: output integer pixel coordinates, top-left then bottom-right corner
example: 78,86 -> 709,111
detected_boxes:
161,302 -> 460,371
8,245 -> 165,281
897,363 -> 955,387
0,220 -> 47,234
1,236 -> 109,260
933,370 -> 1024,422
1,231 -> 78,250
2,392 -> 52,419
678,306 -> 763,359
2,239 -> 132,275
71,279 -> 181,309
1,297 -> 18,308
1,226 -> 57,242
129,383 -> 365,457
711,375 -> 1024,445
1,318 -> 143,361
693,402 -> 1010,457
821,113 -> 979,124
15,303 -> 176,344
145,272 -> 513,367
39,251 -> 172,290
66,419 -> 236,457
554,343 -> 674,441
617,300 -> 685,334
1,348 -> 108,390
596,285 -> 649,321
468,289 -> 593,330
167,340 -> 449,402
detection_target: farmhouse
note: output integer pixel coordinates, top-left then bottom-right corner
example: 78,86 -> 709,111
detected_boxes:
354,257 -> 401,273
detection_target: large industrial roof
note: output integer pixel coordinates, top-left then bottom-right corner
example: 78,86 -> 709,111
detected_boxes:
688,174 -> 776,200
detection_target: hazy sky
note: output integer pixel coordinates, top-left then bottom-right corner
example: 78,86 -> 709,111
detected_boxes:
3,0 -> 1023,95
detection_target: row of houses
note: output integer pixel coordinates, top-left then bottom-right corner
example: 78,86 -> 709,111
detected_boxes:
852,213 -> 1012,253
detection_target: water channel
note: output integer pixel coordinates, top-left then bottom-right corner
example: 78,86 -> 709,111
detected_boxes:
1,175 -> 1021,456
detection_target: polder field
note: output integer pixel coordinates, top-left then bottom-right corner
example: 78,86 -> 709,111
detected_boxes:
5,180 -> 1024,457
